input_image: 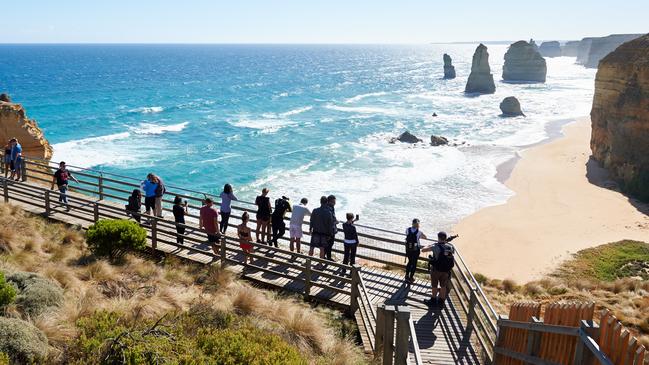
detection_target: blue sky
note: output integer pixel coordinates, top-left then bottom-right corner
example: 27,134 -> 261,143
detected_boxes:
3,0 -> 648,43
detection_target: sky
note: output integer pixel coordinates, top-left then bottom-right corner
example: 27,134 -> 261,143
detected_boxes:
2,0 -> 648,44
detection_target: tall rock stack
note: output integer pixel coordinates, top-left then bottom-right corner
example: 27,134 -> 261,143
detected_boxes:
443,53 -> 456,79
0,97 -> 52,162
590,33 -> 649,201
465,44 -> 496,94
502,40 -> 547,82
539,41 -> 562,57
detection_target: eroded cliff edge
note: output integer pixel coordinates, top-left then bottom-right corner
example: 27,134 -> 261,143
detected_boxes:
0,98 -> 53,161
591,33 -> 649,201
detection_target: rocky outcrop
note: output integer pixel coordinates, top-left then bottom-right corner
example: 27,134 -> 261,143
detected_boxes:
0,98 -> 53,161
590,33 -> 649,201
539,41 -> 562,57
583,34 -> 644,68
500,97 -> 525,117
465,44 -> 495,94
562,41 -> 580,57
502,40 -> 547,82
430,135 -> 448,146
390,131 -> 422,144
443,54 -> 456,79
576,37 -> 596,65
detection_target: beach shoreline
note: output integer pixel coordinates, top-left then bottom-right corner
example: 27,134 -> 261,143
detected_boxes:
454,116 -> 649,283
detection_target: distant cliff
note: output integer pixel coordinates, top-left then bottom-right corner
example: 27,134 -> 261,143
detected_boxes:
561,41 -> 580,57
576,34 -> 643,68
591,33 -> 649,201
0,98 -> 52,161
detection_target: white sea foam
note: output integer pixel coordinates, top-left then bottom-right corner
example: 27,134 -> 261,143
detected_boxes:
128,106 -> 164,114
280,106 -> 313,117
230,118 -> 296,133
131,121 -> 189,135
344,91 -> 388,103
325,104 -> 400,116
52,132 -> 134,168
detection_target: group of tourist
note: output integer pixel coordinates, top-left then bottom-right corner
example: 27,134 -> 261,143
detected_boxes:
3,138 -> 23,180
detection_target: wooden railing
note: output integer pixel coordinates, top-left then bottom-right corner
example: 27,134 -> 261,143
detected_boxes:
3,155 -> 500,362
374,304 -> 424,365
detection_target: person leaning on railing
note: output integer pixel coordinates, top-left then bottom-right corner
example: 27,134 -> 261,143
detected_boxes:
199,198 -> 221,252
422,232 -> 458,308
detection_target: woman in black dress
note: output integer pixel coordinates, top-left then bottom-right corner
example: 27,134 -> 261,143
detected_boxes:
172,196 -> 187,245
254,188 -> 272,244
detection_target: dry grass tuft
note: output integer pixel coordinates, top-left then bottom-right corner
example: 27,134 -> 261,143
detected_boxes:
79,260 -> 116,282
0,226 -> 17,253
230,284 -> 268,315
502,279 -> 519,293
200,264 -> 235,292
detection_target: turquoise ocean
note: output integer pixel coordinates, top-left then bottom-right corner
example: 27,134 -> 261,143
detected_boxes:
0,44 -> 596,232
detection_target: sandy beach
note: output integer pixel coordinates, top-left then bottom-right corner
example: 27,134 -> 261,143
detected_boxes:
454,117 -> 649,282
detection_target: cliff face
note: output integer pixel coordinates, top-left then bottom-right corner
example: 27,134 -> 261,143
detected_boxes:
577,34 -> 643,68
562,41 -> 580,57
591,33 -> 649,201
539,41 -> 561,57
0,100 -> 52,161
465,44 -> 496,94
502,40 -> 547,82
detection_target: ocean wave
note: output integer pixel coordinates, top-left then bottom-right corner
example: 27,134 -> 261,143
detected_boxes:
131,121 -> 189,135
325,104 -> 399,115
230,118 -> 296,133
128,106 -> 164,114
280,106 -> 313,117
344,91 -> 388,103
51,132 -> 134,167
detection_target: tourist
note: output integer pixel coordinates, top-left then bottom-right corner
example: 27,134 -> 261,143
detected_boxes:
219,183 -> 237,234
3,140 -> 11,178
140,173 -> 158,219
324,195 -> 339,261
254,188 -> 272,244
50,161 -> 79,211
308,196 -> 333,259
404,218 -> 427,283
172,196 -> 187,245
270,195 -> 292,247
153,174 -> 166,218
422,232 -> 458,307
126,189 -> 142,223
342,213 -> 360,274
199,198 -> 220,248
9,138 -> 22,181
237,212 -> 254,264
289,198 -> 311,254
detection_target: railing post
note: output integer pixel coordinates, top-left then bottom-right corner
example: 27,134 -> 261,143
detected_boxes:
304,258 -> 312,299
382,305 -> 396,365
350,264 -> 361,315
20,159 -> 27,182
375,305 -> 386,357
98,174 -> 104,200
93,202 -> 100,222
151,218 -> 158,252
574,320 -> 597,365
220,237 -> 227,266
525,317 -> 542,357
44,190 -> 51,216
394,306 -> 411,365
3,178 -> 8,203
467,288 -> 478,334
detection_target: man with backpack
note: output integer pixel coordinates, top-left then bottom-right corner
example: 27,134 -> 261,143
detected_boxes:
422,231 -> 458,307
404,219 -> 427,283
50,161 -> 79,211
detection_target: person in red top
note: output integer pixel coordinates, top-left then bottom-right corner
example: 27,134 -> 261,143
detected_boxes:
199,198 -> 220,247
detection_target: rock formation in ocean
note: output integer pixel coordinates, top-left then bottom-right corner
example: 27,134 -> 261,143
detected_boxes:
499,97 -> 525,117
583,34 -> 644,68
502,40 -> 547,82
465,44 -> 496,94
390,131 -> 422,144
590,33 -> 649,201
576,37 -> 595,65
529,39 -> 539,51
443,53 -> 456,79
430,135 -> 449,146
539,41 -> 562,57
0,96 -> 53,162
561,41 -> 580,57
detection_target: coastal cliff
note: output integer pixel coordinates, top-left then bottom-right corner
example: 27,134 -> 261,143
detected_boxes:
539,41 -> 561,57
591,33 -> 649,201
502,40 -> 546,82
0,99 -> 52,161
577,34 -> 643,68
562,41 -> 580,57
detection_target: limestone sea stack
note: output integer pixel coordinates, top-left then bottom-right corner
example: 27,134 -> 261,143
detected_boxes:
561,41 -> 580,57
539,41 -> 562,57
590,33 -> 649,201
0,96 -> 53,162
499,97 -> 524,117
465,44 -> 496,94
443,54 -> 456,79
502,40 -> 547,82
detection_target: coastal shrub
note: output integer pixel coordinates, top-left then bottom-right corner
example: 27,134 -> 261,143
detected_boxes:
557,240 -> 649,281
0,273 -> 16,308
0,317 -> 48,363
0,352 -> 8,365
86,219 -> 147,260
502,279 -> 519,293
7,271 -> 64,316
473,273 -> 488,285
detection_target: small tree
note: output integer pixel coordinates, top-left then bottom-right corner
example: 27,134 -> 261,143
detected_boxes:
0,273 -> 16,308
86,219 -> 147,260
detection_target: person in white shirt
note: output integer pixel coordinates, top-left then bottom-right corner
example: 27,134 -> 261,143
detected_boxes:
289,198 -> 311,254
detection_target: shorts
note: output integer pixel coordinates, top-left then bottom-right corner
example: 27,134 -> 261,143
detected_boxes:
144,196 -> 156,212
207,233 -> 220,243
310,233 -> 329,248
289,224 -> 303,239
256,213 -> 271,223
240,242 -> 253,253
430,271 -> 450,288
13,157 -> 22,170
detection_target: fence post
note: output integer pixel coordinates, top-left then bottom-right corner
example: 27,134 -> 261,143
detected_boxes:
573,321 -> 590,365
93,202 -> 100,222
467,288 -> 478,334
151,218 -> 158,252
98,174 -> 104,200
526,317 -> 542,357
44,190 -> 51,216
3,179 -> 8,203
21,159 -> 27,182
375,305 -> 386,357
394,306 -> 411,365
350,264 -> 361,315
382,305 -> 396,365
220,237 -> 227,266
304,258 -> 312,299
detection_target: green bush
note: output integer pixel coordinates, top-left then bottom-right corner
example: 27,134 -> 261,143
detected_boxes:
0,352 -> 8,365
7,272 -> 64,316
0,273 -> 16,308
86,219 -> 147,260
0,317 -> 48,363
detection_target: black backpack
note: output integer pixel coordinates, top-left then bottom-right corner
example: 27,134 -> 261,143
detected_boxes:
405,228 -> 419,252
431,243 -> 455,272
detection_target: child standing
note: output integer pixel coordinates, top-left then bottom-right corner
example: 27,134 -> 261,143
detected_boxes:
237,212 -> 254,264
342,213 -> 360,268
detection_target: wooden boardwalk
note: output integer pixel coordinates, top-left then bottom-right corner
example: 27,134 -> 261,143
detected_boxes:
2,175 -> 490,364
